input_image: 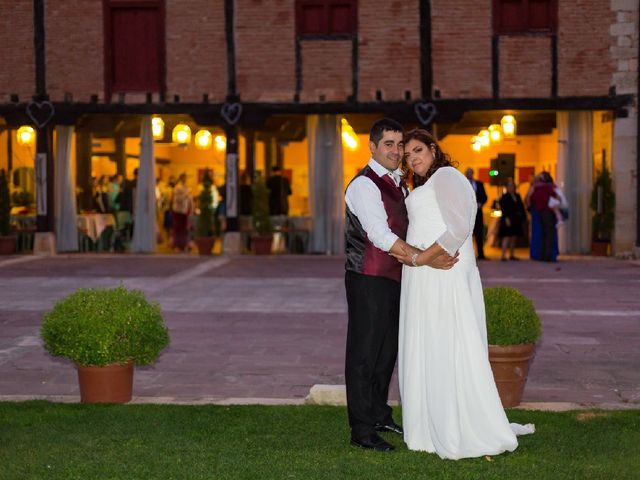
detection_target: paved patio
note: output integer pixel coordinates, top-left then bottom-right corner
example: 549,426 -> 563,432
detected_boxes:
0,252 -> 638,408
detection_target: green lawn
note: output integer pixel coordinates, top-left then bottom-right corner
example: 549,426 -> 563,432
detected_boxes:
0,402 -> 638,479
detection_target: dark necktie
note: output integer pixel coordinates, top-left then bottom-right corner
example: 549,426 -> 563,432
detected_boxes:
383,173 -> 408,198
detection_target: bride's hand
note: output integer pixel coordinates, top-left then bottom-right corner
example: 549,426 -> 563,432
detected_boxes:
429,251 -> 459,270
390,245 -> 420,266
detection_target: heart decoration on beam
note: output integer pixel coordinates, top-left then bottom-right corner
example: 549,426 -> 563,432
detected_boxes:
221,102 -> 243,126
414,102 -> 437,127
26,100 -> 55,129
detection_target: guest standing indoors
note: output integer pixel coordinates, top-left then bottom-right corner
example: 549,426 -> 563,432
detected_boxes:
267,165 -> 292,216
529,172 -> 558,262
344,118 -> 457,453
393,129 -> 534,460
171,173 -> 192,252
498,178 -> 527,261
465,168 -> 488,260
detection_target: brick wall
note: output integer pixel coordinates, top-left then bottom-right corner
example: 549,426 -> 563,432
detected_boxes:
166,0 -> 227,103
358,0 -> 421,102
499,36 -> 551,98
0,0 -> 633,106
46,0 -> 103,103
431,0 -> 492,98
0,0 -> 34,103
300,40 -> 352,102
235,0 -> 295,102
558,0 -> 614,96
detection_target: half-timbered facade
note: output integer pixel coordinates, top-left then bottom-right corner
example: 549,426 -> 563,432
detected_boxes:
0,0 -> 637,255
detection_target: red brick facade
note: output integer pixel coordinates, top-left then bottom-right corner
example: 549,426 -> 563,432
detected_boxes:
431,0 -> 492,98
300,40 -> 352,102
166,0 -> 227,103
499,36 -> 551,98
0,1 -> 633,104
45,0 -> 104,103
558,0 -> 615,97
235,0 -> 296,102
0,0 -> 35,103
358,0 -> 421,102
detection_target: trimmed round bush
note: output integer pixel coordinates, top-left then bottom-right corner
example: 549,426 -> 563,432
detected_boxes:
484,287 -> 542,345
41,286 -> 170,367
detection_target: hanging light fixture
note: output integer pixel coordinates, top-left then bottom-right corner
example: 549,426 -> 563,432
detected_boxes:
341,118 -> 359,151
16,126 -> 35,146
501,115 -> 516,138
478,129 -> 490,148
172,124 -> 191,146
214,135 -> 226,151
194,129 -> 213,150
488,124 -> 502,143
151,116 -> 165,140
470,136 -> 482,152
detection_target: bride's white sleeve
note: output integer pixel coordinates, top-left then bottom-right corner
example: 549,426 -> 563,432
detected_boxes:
433,168 -> 477,255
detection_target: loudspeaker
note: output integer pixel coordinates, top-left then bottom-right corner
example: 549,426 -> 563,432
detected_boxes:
489,154 -> 515,186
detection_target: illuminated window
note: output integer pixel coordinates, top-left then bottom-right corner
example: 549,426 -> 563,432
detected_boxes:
296,0 -> 357,37
493,0 -> 557,35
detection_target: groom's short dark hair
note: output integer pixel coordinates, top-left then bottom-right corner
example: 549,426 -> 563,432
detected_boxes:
370,118 -> 404,146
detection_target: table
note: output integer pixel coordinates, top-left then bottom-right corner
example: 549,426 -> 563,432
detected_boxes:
77,213 -> 116,251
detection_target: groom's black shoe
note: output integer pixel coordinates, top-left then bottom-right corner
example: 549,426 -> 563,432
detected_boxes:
374,421 -> 404,435
350,433 -> 395,452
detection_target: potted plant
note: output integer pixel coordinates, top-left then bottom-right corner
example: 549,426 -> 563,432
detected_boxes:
590,162 -> 615,256
194,169 -> 216,255
484,286 -> 542,408
41,285 -> 170,403
0,169 -> 16,255
250,174 -> 273,255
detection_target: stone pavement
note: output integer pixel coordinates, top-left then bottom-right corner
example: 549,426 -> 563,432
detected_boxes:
0,252 -> 638,408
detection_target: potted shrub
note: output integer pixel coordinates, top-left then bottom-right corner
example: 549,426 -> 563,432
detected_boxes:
590,162 -> 615,256
250,174 -> 273,255
484,286 -> 542,408
194,169 -> 216,255
41,285 -> 170,403
0,169 -> 16,255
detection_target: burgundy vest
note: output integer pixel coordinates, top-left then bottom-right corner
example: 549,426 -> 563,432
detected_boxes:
345,167 -> 409,282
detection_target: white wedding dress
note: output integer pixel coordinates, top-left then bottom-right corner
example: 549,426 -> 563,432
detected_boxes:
398,167 -> 534,460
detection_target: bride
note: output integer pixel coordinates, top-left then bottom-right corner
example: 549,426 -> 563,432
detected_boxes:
392,129 -> 533,460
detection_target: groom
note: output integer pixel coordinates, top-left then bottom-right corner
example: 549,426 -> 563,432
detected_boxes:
344,118 -> 454,452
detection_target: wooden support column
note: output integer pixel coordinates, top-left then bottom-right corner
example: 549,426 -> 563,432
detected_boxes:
33,0 -> 54,232
244,129 -> 255,179
114,133 -> 126,175
75,128 -> 93,211
224,125 -> 239,232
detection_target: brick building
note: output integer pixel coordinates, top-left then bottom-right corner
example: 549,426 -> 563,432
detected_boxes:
0,0 -> 637,255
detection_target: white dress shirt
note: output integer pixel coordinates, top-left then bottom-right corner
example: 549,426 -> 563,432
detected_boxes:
345,158 -> 406,252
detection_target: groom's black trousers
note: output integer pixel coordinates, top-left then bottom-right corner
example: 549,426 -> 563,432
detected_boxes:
345,270 -> 400,440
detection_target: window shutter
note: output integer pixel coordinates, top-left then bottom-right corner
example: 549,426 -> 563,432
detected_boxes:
106,1 -> 164,96
296,0 -> 356,36
328,1 -> 356,34
528,0 -> 554,30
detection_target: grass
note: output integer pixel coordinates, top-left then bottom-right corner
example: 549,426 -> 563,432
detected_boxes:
0,402 -> 638,479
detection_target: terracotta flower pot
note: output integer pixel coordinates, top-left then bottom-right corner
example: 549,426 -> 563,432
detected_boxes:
591,241 -> 609,256
488,343 -> 536,408
0,235 -> 16,255
77,360 -> 134,404
251,234 -> 273,255
194,236 -> 215,256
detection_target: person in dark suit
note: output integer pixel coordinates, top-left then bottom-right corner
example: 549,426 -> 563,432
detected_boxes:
266,165 -> 292,216
465,168 -> 488,260
498,178 -> 526,261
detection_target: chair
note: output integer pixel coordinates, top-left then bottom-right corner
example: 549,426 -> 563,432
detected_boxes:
112,211 -> 132,252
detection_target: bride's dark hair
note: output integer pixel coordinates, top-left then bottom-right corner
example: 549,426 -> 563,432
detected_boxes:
403,129 -> 457,187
